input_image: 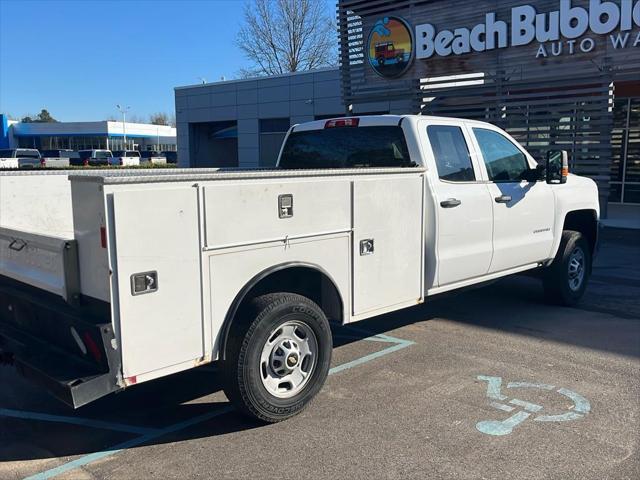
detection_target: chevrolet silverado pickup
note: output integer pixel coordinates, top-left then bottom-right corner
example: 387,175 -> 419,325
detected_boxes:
0,115 -> 599,422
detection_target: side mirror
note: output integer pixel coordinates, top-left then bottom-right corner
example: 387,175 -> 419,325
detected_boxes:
546,150 -> 569,184
522,164 -> 546,182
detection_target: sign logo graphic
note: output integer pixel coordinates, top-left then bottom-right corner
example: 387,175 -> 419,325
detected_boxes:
367,16 -> 414,78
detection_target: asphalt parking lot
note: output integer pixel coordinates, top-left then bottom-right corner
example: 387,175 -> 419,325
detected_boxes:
1,228 -> 639,480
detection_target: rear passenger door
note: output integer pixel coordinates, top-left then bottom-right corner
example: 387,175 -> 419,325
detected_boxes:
422,121 -> 493,287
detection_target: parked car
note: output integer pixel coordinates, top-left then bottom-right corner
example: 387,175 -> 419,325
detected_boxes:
0,148 -> 42,168
75,149 -> 113,166
0,115 -> 600,423
40,149 -> 79,168
162,151 -> 177,164
110,150 -> 141,166
140,151 -> 167,165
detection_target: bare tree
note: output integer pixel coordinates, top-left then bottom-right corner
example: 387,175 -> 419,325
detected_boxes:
127,114 -> 146,124
149,112 -> 170,126
237,0 -> 337,77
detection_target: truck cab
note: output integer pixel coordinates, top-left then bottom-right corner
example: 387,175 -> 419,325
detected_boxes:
278,115 -> 598,300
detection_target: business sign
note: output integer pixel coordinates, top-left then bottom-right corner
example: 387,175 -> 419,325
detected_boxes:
367,16 -> 414,78
414,0 -> 640,60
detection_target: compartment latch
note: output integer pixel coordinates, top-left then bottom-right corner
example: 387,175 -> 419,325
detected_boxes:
278,194 -> 294,218
131,271 -> 158,296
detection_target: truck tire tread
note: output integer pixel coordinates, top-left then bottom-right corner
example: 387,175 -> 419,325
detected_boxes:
543,230 -> 590,306
223,292 -> 332,423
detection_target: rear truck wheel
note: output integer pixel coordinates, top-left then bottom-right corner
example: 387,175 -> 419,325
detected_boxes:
377,56 -> 385,66
543,230 -> 591,306
223,293 -> 332,423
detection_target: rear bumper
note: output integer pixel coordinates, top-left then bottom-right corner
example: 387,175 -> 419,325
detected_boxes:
0,325 -> 122,408
0,278 -> 122,408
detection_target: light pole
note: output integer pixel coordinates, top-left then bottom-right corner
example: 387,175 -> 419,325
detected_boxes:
116,104 -> 131,150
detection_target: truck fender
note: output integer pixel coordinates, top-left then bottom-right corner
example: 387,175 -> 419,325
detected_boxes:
217,261 -> 345,361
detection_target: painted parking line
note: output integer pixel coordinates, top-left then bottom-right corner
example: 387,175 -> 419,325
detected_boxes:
23,406 -> 236,480
21,329 -> 414,480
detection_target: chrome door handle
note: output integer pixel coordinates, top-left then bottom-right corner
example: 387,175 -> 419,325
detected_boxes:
495,195 -> 512,203
440,198 -> 461,208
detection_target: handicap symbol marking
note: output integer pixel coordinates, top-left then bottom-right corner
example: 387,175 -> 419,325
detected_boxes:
475,375 -> 591,436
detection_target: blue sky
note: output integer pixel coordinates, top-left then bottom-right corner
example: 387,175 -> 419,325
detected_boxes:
0,0 -> 336,122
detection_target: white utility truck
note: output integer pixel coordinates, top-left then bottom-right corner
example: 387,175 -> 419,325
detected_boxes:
0,115 -> 599,422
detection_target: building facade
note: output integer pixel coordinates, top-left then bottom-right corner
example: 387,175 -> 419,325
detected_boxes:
338,0 -> 640,215
0,115 -> 177,152
175,0 -> 640,215
175,69 -> 345,169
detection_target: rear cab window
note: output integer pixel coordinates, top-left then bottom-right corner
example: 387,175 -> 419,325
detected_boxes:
278,125 -> 415,169
427,125 -> 475,182
16,149 -> 40,159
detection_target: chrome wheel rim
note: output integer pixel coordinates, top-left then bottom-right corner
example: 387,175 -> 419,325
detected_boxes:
260,321 -> 318,398
568,247 -> 586,292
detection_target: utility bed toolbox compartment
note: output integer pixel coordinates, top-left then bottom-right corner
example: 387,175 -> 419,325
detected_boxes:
0,167 -> 426,408
202,180 -> 351,249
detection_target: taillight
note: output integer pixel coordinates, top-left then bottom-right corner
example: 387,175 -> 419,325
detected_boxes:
119,158 -> 123,166
82,331 -> 103,363
83,159 -> 89,166
325,118 -> 359,128
40,159 -> 46,167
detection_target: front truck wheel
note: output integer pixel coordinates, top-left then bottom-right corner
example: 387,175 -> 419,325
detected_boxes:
543,230 -> 591,306
223,293 -> 332,423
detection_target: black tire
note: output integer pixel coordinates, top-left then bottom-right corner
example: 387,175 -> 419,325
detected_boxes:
223,293 -> 332,423
543,230 -> 591,306
377,56 -> 385,66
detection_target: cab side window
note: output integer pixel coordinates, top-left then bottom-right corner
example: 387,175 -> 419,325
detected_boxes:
473,128 -> 529,182
427,125 -> 475,182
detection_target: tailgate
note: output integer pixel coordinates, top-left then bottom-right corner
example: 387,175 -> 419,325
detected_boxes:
0,227 -> 80,302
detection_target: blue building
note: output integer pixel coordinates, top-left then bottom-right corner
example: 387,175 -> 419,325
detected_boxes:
0,114 -> 177,152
